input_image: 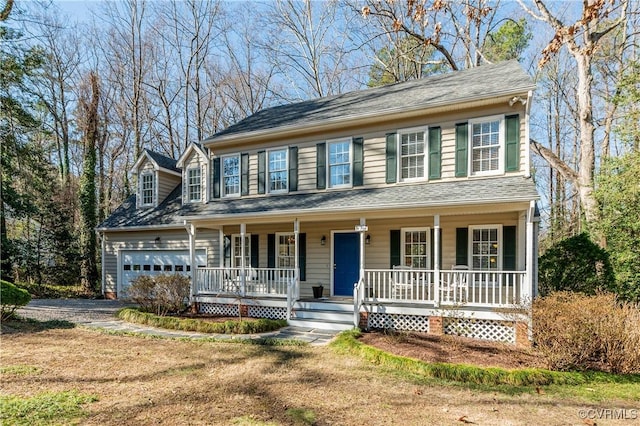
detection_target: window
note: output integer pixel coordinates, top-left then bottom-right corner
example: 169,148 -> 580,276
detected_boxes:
268,149 -> 288,193
141,173 -> 154,206
470,225 -> 501,270
400,129 -> 426,180
276,233 -> 296,268
328,139 -> 351,188
402,228 -> 429,269
232,234 -> 251,267
222,155 -> 240,196
470,116 -> 503,174
187,167 -> 202,202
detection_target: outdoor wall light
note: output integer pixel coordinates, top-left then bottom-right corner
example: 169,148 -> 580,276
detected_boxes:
154,236 -> 161,244
320,235 -> 326,245
365,234 -> 371,245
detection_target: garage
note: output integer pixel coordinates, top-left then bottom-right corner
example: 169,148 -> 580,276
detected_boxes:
120,249 -> 207,293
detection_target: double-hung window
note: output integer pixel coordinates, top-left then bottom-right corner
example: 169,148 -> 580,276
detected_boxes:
187,167 -> 201,202
268,149 -> 288,193
141,172 -> 154,206
328,139 -> 351,188
231,234 -> 251,268
400,128 -> 426,181
470,225 -> 501,271
402,228 -> 430,269
222,155 -> 240,197
276,233 -> 296,268
470,116 -> 503,175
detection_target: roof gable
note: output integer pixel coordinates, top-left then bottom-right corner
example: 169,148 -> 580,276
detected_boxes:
176,142 -> 209,168
131,149 -> 181,176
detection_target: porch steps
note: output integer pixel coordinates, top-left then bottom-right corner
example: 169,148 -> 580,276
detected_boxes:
288,299 -> 355,331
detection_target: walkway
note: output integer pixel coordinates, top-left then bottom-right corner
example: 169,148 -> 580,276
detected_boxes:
18,299 -> 338,346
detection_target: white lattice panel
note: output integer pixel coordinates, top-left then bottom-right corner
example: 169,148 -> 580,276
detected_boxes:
368,313 -> 430,332
444,318 -> 515,343
198,303 -> 239,317
248,305 -> 287,320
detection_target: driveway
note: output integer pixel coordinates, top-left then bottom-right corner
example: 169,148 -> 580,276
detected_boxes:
17,299 -> 132,324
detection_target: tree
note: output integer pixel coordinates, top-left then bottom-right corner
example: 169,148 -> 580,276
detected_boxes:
367,36 -> 441,87
482,18 -> 532,62
78,72 -> 100,291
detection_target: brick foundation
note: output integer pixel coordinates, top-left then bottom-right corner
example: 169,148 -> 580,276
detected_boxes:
428,316 -> 444,335
239,304 -> 249,318
189,302 -> 199,314
359,312 -> 369,330
515,321 -> 531,348
104,292 -> 117,300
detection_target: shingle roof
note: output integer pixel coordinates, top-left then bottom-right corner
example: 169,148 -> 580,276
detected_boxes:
145,149 -> 180,173
204,60 -> 535,143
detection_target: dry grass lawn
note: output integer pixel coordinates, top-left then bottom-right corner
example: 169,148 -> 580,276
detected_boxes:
1,326 -> 637,425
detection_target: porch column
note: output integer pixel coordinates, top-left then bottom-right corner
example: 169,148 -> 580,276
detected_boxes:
186,222 -> 197,302
218,229 -> 224,268
517,212 -> 526,271
524,201 -> 535,302
359,218 -> 366,283
294,218 -> 299,300
434,215 -> 440,308
240,223 -> 246,296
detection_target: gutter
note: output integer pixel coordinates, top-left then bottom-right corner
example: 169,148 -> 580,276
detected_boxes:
96,223 -> 186,233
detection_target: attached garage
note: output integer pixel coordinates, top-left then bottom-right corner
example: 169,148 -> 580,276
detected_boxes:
119,249 -> 207,295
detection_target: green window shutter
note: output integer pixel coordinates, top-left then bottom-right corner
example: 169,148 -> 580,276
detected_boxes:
390,230 -> 401,267
456,228 -> 469,266
455,123 -> 468,177
298,233 -> 306,281
212,158 -> 221,199
251,234 -> 259,268
267,234 -> 275,268
428,126 -> 442,180
429,228 -> 442,268
316,143 -> 326,190
385,133 -> 397,184
503,226 -> 517,270
353,137 -> 364,186
289,146 -> 298,192
505,114 -> 520,172
241,153 -> 249,196
257,151 -> 266,194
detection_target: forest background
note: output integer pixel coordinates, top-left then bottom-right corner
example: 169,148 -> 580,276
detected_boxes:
1,0 -> 638,301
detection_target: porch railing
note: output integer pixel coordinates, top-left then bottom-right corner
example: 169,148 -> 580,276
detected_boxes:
363,269 -> 526,307
195,267 -> 295,298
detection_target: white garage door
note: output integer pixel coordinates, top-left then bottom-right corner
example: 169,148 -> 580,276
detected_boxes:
120,250 -> 207,293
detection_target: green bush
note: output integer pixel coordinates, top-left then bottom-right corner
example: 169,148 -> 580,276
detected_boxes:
533,292 -> 640,374
538,233 -> 615,296
1,280 -> 31,321
126,274 -> 190,316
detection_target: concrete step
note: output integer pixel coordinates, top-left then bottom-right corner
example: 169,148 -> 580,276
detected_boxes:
292,308 -> 354,322
294,300 -> 354,312
288,317 -> 354,332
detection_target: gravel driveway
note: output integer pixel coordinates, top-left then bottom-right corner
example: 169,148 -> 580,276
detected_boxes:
17,299 -> 134,324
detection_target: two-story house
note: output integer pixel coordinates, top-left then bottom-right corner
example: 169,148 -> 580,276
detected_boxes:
98,60 -> 539,345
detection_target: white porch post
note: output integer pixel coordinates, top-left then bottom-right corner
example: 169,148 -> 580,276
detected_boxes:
434,215 -> 440,307
187,222 -> 196,302
359,218 -> 366,283
517,212 -> 526,271
240,223 -> 246,296
218,229 -> 224,268
523,201 -> 535,302
294,218 -> 300,300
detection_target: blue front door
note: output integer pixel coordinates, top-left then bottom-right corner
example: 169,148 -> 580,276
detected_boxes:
333,232 -> 360,296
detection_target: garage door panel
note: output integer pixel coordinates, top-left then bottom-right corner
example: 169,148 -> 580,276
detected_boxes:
121,250 -> 206,294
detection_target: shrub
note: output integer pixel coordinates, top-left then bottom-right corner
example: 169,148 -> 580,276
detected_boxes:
1,280 -> 31,321
533,292 -> 640,374
126,274 -> 190,316
538,233 -> 615,296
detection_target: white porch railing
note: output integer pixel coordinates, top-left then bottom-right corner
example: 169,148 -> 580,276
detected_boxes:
195,267 -> 295,298
363,269 -> 526,307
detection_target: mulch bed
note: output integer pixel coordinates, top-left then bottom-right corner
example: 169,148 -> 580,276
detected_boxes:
359,330 -> 546,370
172,313 -> 263,324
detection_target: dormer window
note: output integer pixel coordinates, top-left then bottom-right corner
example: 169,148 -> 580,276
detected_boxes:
222,154 -> 240,197
187,167 -> 202,202
141,172 -> 154,206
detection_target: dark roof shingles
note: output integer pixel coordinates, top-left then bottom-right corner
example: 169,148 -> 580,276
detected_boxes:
145,149 -> 180,173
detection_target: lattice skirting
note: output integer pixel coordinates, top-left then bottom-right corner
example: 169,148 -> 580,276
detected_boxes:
247,305 -> 287,320
198,303 -> 239,317
368,313 -> 430,332
444,318 -> 515,343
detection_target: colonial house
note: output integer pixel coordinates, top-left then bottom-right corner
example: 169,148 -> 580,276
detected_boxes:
97,60 -> 539,345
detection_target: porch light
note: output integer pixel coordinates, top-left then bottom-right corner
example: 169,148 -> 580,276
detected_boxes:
154,236 -> 161,244
320,235 -> 326,245
365,234 -> 371,245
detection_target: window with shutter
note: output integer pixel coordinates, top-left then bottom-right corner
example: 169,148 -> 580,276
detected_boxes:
399,127 -> 427,181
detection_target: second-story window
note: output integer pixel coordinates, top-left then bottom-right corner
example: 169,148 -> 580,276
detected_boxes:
222,155 -> 240,197
268,149 -> 288,193
470,117 -> 503,174
141,172 -> 154,206
400,128 -> 426,180
328,139 -> 351,188
187,167 -> 201,202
